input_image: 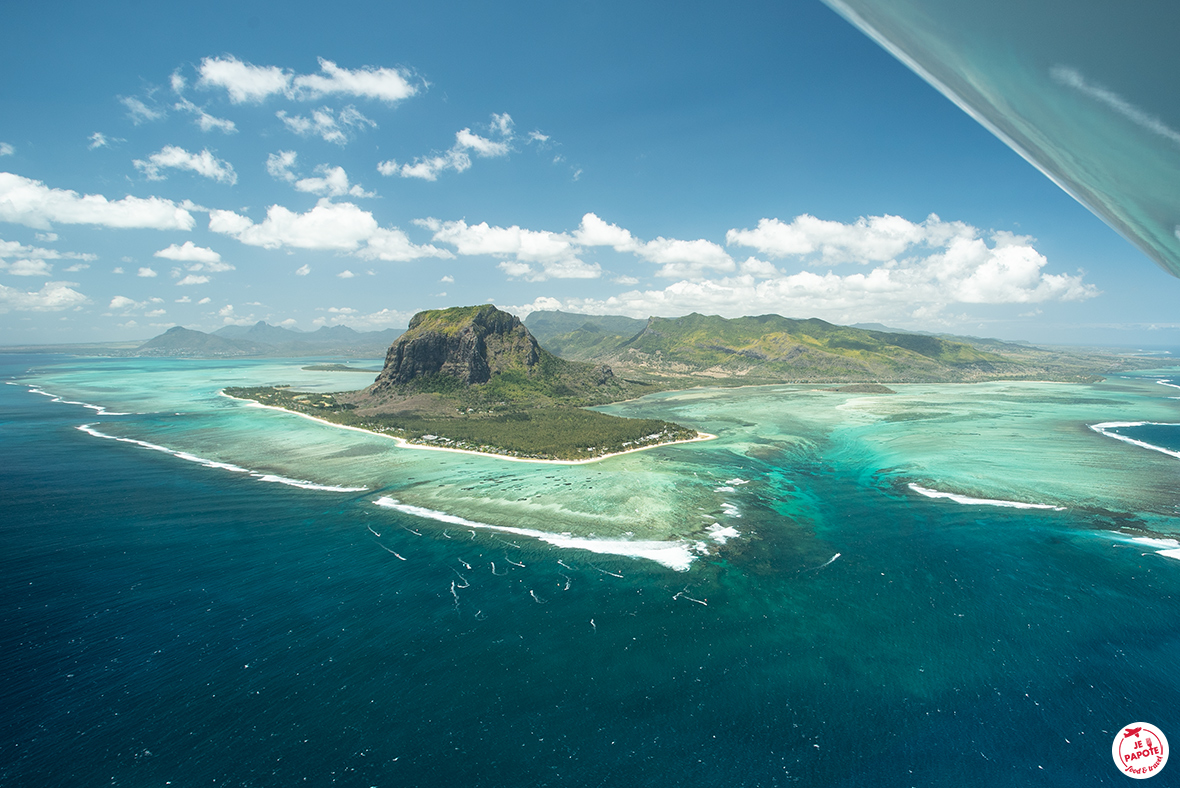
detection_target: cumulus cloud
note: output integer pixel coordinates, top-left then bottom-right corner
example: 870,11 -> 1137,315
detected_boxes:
176,274 -> 210,286
726,213 -> 966,263
501,211 -> 1098,325
88,132 -> 115,149
276,106 -> 375,145
337,269 -> 355,278
418,218 -> 599,281
295,165 -> 374,198
133,146 -> 237,184
153,241 -> 222,263
120,96 -> 165,124
0,281 -> 88,313
138,267 -> 158,277
196,55 -> 419,105
197,56 -> 291,103
210,198 -> 450,262
380,113 -> 514,181
295,264 -> 311,276
1,258 -> 53,276
267,150 -> 298,182
0,173 -> 195,230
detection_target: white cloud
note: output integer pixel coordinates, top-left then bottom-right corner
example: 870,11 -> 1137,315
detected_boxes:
384,113 -> 514,181
502,212 -> 1098,325
613,275 -> 640,285
276,106 -> 375,145
109,295 -> 143,311
197,55 -> 421,106
0,281 -> 88,312
173,97 -> 237,133
0,143 -> 13,156
337,269 -> 356,278
176,274 -> 210,286
112,267 -> 125,274
1,258 -> 53,276
527,131 -> 550,144
0,238 -> 95,262
0,173 -> 195,230
88,133 -> 116,149
64,263 -> 89,272
267,150 -> 298,182
295,165 -> 374,198
210,198 -> 450,261
291,58 -> 419,102
175,295 -> 191,303
154,241 -> 222,263
138,267 -> 158,277
120,96 -> 164,124
440,275 -> 454,283
295,264 -> 311,276
727,213 -> 962,264
197,56 -> 291,103
133,146 -> 237,184
145,308 -> 166,318
426,218 -> 576,263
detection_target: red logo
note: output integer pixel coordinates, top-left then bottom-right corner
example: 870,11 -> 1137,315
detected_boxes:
1113,722 -> 1169,779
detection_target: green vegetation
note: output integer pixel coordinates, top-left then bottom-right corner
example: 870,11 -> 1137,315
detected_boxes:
524,310 -> 1162,384
224,386 -> 698,461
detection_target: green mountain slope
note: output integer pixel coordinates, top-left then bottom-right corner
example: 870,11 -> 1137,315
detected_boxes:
524,311 -> 1139,383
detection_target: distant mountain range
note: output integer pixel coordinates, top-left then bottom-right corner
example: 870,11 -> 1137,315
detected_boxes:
523,310 -> 1152,383
133,322 -> 404,358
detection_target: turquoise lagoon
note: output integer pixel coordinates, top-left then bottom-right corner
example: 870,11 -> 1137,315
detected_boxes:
3,354 -> 1180,786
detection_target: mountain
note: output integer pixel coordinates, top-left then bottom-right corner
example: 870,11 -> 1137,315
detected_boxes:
135,321 -> 405,357
522,311 -> 1131,383
351,305 -> 632,412
135,326 -> 269,357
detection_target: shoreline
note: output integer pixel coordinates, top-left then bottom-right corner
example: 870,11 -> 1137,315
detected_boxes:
220,391 -> 717,465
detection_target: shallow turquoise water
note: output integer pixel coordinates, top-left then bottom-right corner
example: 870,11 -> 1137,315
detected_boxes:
3,355 -> 1179,786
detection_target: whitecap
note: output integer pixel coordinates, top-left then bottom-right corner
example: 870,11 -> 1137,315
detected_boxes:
76,425 -> 366,492
1089,421 -> 1180,461
726,478 -> 750,485
27,386 -> 131,416
714,486 -> 736,492
907,483 -> 1065,511
1112,535 -> 1180,562
720,502 -> 742,518
372,496 -> 694,571
1157,380 -> 1180,391
706,523 -> 740,544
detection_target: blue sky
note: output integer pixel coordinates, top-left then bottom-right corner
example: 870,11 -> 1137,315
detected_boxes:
2,0 -> 1178,346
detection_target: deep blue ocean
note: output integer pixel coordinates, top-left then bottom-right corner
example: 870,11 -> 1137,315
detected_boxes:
3,354 -> 1180,787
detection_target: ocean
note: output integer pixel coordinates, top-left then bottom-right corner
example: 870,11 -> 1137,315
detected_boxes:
2,354 -> 1179,786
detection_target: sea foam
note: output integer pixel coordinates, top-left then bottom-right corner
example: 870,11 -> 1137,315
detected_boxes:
1089,421 -> 1180,460
1116,536 -> 1180,562
908,483 -> 1066,511
76,424 -> 367,492
26,385 -> 131,416
372,496 -> 694,571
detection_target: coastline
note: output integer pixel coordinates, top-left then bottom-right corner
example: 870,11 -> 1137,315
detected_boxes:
220,390 -> 717,465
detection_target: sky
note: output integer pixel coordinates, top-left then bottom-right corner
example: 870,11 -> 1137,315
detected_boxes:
2,0 -> 1178,347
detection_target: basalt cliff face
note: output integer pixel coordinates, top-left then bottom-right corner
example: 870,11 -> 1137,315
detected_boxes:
373,305 -> 541,388
360,305 -> 625,409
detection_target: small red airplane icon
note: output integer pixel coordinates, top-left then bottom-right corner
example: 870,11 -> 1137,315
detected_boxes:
1124,727 -> 1143,739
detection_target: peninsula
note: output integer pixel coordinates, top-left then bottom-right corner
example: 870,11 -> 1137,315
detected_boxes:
225,305 -> 701,461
